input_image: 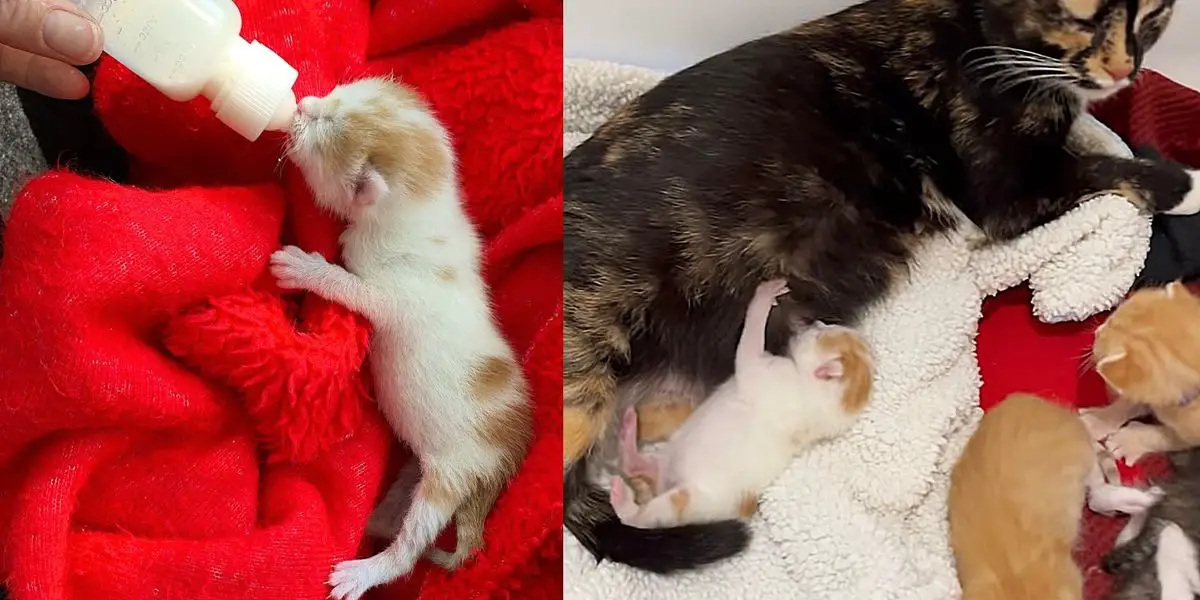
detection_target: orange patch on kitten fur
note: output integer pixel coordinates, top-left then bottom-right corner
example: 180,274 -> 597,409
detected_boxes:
470,356 -> 518,401
1094,281 -> 1200,408
949,393 -> 1093,600
635,402 -> 696,444
318,83 -> 451,202
670,489 -> 690,518
816,330 -> 873,412
736,492 -> 758,518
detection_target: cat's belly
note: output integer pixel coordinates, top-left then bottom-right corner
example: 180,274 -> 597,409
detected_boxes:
625,270 -> 890,388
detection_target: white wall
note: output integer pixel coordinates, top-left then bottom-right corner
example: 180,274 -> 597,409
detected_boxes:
564,0 -> 1200,90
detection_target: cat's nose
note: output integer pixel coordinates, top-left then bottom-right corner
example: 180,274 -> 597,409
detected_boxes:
298,97 -> 321,117
1104,63 -> 1133,83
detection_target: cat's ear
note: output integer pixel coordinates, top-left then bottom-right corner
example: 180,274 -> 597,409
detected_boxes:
815,357 -> 844,380
1167,280 -> 1193,299
1096,351 -> 1133,387
353,166 -> 389,207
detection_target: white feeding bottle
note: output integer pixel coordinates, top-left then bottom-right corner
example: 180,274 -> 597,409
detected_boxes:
69,0 -> 299,142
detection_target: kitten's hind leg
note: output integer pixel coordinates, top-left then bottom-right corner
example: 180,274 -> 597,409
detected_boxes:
618,407 -> 660,485
1087,481 -> 1163,516
610,477 -> 690,529
426,480 -> 503,571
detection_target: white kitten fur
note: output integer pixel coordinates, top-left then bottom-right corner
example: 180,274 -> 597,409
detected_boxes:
1158,523 -> 1200,600
610,279 -> 872,527
272,78 -> 531,600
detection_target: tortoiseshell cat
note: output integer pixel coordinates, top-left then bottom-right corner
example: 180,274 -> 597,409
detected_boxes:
564,0 -> 1191,573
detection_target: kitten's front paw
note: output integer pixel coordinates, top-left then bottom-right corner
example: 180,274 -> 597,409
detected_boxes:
754,279 -> 790,306
270,245 -> 330,291
328,556 -> 397,600
1105,423 -> 1158,465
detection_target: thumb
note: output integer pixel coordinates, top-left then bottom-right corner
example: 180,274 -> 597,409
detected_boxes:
0,0 -> 102,64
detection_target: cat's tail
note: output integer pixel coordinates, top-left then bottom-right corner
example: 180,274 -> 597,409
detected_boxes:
565,458 -> 750,573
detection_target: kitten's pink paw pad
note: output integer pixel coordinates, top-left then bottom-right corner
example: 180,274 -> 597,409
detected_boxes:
328,557 -> 393,600
270,245 -> 329,290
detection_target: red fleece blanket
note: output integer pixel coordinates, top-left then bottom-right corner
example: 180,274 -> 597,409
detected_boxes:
0,2 -> 563,599
980,70 -> 1200,600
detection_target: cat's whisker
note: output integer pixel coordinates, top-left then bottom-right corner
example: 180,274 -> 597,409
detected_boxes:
964,58 -> 1064,74
965,45 -> 1058,62
995,73 -> 1074,94
976,66 -> 1070,86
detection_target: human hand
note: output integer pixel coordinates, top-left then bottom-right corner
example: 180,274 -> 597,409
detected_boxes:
1,0 -> 103,99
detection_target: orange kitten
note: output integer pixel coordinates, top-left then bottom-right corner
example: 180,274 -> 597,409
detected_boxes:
950,393 -> 1097,600
1084,281 -> 1200,465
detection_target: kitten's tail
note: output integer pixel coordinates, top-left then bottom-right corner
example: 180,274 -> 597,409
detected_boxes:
565,458 -> 750,573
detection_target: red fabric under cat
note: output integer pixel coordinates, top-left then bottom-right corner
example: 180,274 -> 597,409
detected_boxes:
0,2 -> 563,600
980,68 -> 1200,600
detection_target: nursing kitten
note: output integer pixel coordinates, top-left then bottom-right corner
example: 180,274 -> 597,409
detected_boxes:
950,393 -> 1159,600
1084,281 -> 1200,465
564,0 -> 1190,571
1104,448 -> 1200,600
609,279 -> 873,528
272,78 -> 532,600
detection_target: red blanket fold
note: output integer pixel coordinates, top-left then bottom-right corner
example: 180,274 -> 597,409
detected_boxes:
0,1 -> 563,599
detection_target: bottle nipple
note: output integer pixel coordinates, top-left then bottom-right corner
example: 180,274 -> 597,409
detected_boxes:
203,37 -> 299,141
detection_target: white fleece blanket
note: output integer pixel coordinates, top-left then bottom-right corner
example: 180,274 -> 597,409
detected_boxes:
562,58 -> 1151,600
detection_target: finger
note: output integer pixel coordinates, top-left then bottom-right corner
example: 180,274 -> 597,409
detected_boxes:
0,0 -> 102,65
0,45 -> 88,99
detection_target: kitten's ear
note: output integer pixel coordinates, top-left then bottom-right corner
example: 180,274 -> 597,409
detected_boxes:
353,167 -> 390,207
814,357 -> 844,381
1167,280 -> 1193,299
1096,351 -> 1134,388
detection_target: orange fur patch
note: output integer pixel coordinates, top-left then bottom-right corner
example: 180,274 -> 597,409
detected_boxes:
470,356 -> 517,401
1094,282 -> 1200,409
635,403 -> 695,443
421,468 -> 459,508
816,331 -> 874,412
430,236 -> 448,245
670,489 -> 690,518
629,475 -> 656,504
436,266 -> 458,283
1061,0 -> 1099,19
949,393 -> 1093,599
737,491 -> 759,518
324,81 -> 451,201
479,401 -> 533,471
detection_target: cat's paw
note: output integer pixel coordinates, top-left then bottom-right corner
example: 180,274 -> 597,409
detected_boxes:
1163,170 -> 1200,216
754,279 -> 790,305
1106,423 -> 1159,465
328,556 -> 398,600
609,476 -> 638,522
270,245 -> 331,291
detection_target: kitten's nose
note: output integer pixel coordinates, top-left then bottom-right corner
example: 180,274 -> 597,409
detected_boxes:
298,97 -> 321,117
1104,63 -> 1134,83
